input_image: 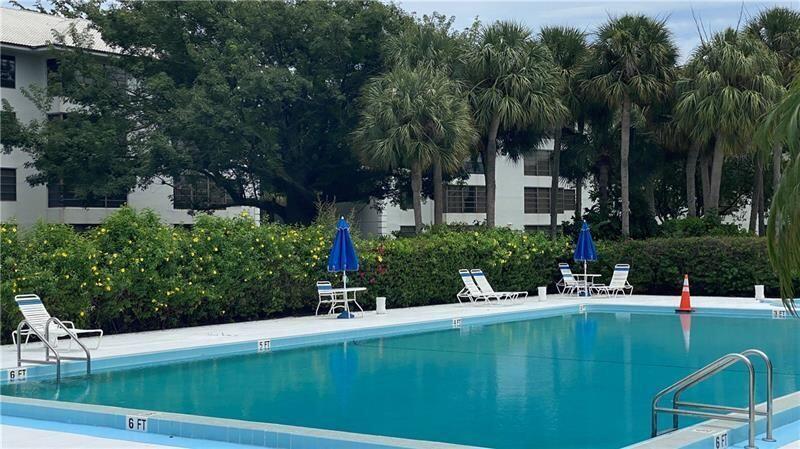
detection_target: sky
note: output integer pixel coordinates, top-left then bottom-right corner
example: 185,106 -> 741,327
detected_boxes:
3,0 -> 798,62
395,0 -> 799,61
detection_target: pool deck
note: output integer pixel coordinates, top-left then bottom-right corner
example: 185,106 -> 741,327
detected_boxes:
0,294 -> 795,449
0,293 -> 783,370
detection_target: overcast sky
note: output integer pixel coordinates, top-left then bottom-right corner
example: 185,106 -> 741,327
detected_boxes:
3,0 -> 798,62
396,1 -> 798,62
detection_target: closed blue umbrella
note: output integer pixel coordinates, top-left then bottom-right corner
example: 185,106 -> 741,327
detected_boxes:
328,217 -> 359,319
574,221 -> 598,297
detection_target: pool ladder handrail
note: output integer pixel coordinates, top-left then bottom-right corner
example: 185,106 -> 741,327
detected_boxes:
16,317 -> 92,382
651,349 -> 773,449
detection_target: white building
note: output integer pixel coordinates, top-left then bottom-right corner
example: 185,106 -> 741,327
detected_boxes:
347,149 -> 590,236
0,8 -> 256,227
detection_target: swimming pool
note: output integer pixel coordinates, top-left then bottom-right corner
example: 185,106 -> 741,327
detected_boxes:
2,310 -> 798,448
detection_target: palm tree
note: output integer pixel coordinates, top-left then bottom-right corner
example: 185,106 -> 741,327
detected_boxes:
585,14 -> 678,237
757,76 -> 800,314
384,14 -> 466,226
539,26 -> 588,238
746,7 -> 800,190
465,21 -> 566,227
675,29 -> 784,217
353,66 -> 476,233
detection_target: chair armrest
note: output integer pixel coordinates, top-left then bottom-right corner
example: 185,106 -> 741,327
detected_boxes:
60,321 -> 76,328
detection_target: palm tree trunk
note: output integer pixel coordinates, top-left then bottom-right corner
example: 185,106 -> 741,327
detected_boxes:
686,144 -> 699,217
484,114 -> 501,228
700,152 -> 711,214
574,177 -> 583,222
750,155 -> 764,234
645,180 -> 656,219
549,125 -> 562,239
620,93 -> 632,238
707,135 -> 725,216
411,160 -> 423,234
433,158 -> 444,226
772,143 -> 782,189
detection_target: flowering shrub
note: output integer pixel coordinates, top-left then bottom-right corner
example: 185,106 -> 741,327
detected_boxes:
0,208 -> 781,343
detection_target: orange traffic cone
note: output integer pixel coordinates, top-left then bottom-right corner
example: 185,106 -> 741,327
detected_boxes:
676,274 -> 693,313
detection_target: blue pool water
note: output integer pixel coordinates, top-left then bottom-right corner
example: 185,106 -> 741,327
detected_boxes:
2,312 -> 799,448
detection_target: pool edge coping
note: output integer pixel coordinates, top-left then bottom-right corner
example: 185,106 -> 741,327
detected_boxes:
623,391 -> 800,449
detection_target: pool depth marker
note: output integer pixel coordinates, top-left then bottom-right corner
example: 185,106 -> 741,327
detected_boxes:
676,274 -> 694,313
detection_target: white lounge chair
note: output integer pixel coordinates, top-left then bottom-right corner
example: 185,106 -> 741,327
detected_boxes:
316,281 -> 345,315
12,294 -> 103,349
592,264 -> 633,298
556,263 -> 584,295
457,269 -> 506,303
470,269 -> 527,304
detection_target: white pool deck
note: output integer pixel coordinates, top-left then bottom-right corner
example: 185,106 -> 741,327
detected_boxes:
0,293 -> 784,370
0,294 -> 795,449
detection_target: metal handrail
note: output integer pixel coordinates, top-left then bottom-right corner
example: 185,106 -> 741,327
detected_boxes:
16,320 -> 62,380
651,349 -> 774,449
45,316 -> 91,375
15,318 -> 92,382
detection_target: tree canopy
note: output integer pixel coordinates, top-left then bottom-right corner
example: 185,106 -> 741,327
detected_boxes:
3,0 -> 410,222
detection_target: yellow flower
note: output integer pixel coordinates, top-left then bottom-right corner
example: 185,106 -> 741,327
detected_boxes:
105,285 -> 112,292
80,311 -> 85,317
120,268 -> 126,273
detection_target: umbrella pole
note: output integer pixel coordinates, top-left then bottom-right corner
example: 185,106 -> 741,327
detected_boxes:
343,271 -> 349,316
584,261 -> 588,297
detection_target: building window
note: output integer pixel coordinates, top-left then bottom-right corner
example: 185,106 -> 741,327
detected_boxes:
523,151 -> 551,176
445,185 -> 486,213
1,55 -> 15,89
462,156 -> 484,175
1,168 -> 16,201
558,188 -> 577,212
397,225 -> 417,236
524,187 -> 550,213
173,176 -> 231,210
46,58 -> 62,89
48,182 -> 128,208
525,187 -> 577,214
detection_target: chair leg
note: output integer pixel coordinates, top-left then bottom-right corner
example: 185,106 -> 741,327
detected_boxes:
93,331 -> 103,350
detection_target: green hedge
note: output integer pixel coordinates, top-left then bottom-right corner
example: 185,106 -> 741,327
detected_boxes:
0,208 -> 782,343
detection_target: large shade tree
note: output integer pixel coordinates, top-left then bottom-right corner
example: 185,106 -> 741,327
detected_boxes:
585,14 -> 678,237
353,67 -> 476,233
675,29 -> 783,217
465,21 -> 566,227
1,1 -> 410,224
539,26 -> 588,238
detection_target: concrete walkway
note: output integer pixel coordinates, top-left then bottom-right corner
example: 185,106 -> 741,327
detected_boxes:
0,294 -> 779,370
